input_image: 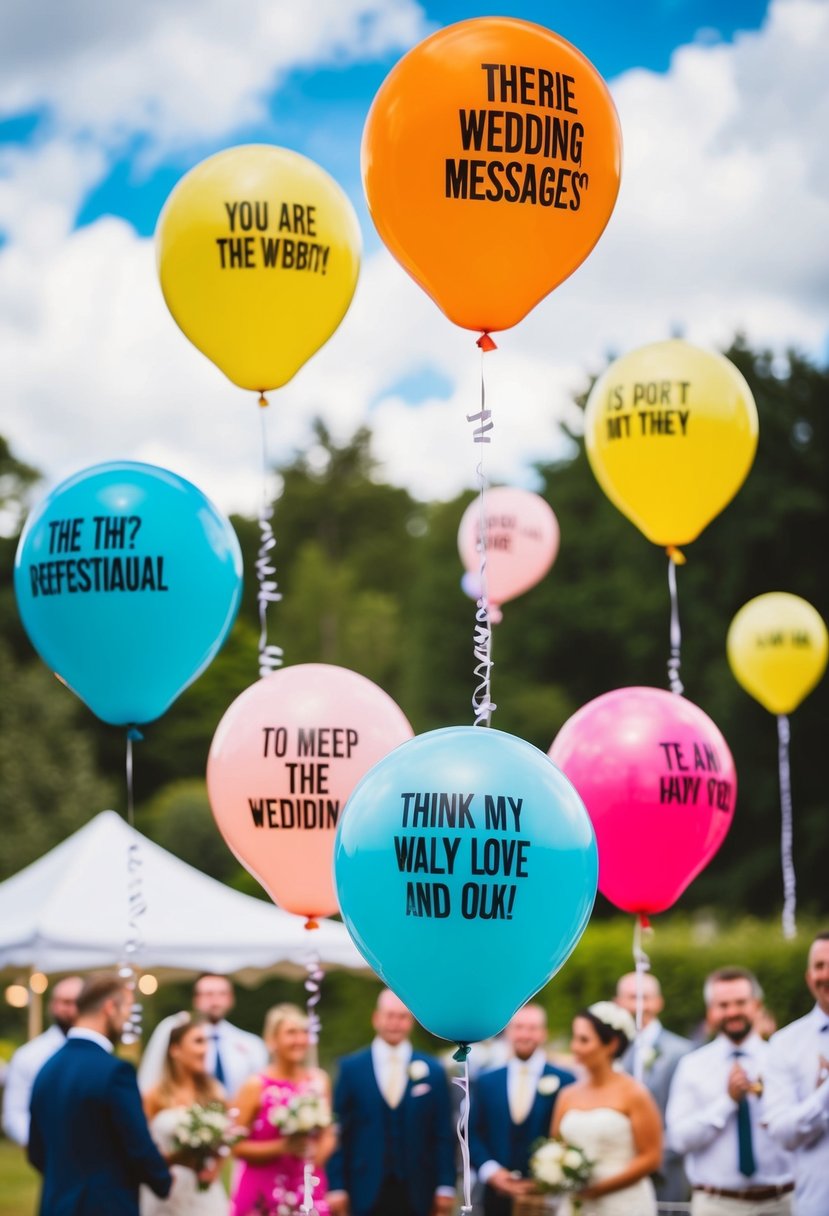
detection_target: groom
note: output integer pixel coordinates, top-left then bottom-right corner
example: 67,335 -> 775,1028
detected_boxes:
470,1003 -> 575,1216
327,988 -> 456,1216
28,972 -> 172,1216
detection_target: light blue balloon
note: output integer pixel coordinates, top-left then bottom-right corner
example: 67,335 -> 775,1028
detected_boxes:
14,461 -> 243,726
334,725 -> 598,1044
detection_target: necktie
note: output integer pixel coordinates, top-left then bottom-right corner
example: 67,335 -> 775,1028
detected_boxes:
384,1050 -> 405,1108
733,1051 -> 756,1177
511,1062 -> 533,1124
212,1033 -> 227,1087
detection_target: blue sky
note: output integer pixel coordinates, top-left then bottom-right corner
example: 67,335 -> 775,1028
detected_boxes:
0,0 -> 825,514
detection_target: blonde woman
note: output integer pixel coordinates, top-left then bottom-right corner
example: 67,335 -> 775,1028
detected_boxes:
230,1004 -> 335,1216
551,1002 -> 661,1215
141,1013 -> 229,1215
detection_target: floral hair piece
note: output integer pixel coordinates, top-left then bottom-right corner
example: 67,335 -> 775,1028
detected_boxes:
587,1001 -> 636,1042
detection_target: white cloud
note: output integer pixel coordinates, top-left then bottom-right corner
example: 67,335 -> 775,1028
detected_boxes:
0,0 -> 827,520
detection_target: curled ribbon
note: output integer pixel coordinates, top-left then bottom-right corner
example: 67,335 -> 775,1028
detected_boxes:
451,1053 -> 474,1214
257,405 -> 284,678
468,345 -> 496,728
121,729 -> 146,1043
631,914 -> 653,1083
777,714 -> 797,940
304,949 -> 325,1050
666,549 -> 685,696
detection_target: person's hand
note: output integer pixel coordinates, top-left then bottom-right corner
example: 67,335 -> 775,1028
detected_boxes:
196,1157 -> 221,1186
431,1194 -> 455,1215
284,1133 -> 310,1157
727,1062 -> 753,1103
490,1168 -> 534,1196
327,1190 -> 350,1216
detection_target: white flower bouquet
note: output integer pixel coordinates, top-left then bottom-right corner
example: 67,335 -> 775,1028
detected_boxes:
171,1102 -> 243,1189
529,1136 -> 593,1200
267,1090 -> 332,1138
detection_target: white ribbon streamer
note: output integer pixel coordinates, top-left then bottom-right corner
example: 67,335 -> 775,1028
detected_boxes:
667,555 -> 684,695
468,351 -> 496,728
777,714 -> 797,940
120,730 -> 146,1043
257,404 -> 284,677
304,949 -> 324,1053
300,1158 -> 320,1215
631,916 -> 652,1084
451,1055 -> 474,1214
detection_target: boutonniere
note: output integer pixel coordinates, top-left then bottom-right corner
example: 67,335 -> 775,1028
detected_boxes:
408,1059 -> 430,1082
537,1074 -> 561,1096
641,1046 -> 660,1071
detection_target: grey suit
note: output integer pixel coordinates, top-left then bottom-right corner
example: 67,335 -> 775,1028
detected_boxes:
621,1022 -> 693,1203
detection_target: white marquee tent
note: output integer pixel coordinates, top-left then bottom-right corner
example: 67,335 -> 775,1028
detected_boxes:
0,810 -> 369,983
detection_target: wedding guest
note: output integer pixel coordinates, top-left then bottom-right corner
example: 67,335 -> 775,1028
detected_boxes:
764,931 -> 829,1216
552,1002 -> 661,1215
666,966 -> 794,1214
139,974 -> 267,1096
2,975 -> 82,1146
326,988 -> 456,1216
231,1003 -> 334,1216
615,970 -> 692,1203
28,972 -> 172,1216
470,1002 -> 575,1216
141,1013 -> 229,1215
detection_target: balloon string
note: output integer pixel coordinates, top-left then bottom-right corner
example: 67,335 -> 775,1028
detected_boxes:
468,340 -> 496,727
300,1157 -> 320,1215
257,404 -> 284,677
451,1054 -> 474,1214
304,948 -> 324,1060
632,914 -> 652,1084
666,550 -> 684,695
121,728 -> 146,1044
777,714 -> 797,940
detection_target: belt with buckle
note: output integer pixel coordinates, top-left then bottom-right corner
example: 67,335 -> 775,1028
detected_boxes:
694,1183 -> 795,1201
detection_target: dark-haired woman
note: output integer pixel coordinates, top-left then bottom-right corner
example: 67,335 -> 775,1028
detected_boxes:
551,1001 -> 661,1215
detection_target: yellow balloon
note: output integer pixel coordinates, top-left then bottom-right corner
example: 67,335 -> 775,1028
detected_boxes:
584,339 -> 758,546
156,145 -> 361,392
727,593 -> 828,715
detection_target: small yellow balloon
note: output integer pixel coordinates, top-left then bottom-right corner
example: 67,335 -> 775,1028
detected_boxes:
727,593 -> 828,715
156,145 -> 361,392
584,339 -> 758,547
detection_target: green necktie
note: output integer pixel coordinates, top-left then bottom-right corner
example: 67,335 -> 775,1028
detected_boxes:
733,1051 -> 756,1177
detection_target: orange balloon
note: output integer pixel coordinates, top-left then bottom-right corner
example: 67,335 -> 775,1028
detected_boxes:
362,17 -> 622,333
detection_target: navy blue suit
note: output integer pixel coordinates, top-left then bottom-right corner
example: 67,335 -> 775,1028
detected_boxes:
28,1037 -> 172,1216
470,1060 -> 575,1216
327,1047 -> 456,1216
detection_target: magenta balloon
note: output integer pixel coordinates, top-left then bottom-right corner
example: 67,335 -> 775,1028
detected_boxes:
458,487 -> 559,607
549,687 -> 736,915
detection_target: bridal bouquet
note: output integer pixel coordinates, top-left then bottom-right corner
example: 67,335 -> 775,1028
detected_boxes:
267,1090 -> 332,1137
529,1137 -> 593,1208
171,1102 -> 244,1189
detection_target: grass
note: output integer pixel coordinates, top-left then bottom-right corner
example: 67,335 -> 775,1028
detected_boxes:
0,1139 -> 38,1216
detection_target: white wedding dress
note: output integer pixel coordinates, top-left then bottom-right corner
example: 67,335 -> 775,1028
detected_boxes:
140,1107 -> 230,1216
558,1108 -> 657,1216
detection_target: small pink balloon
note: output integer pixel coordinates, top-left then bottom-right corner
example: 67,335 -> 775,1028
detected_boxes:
207,664 -> 413,924
549,687 -> 736,915
458,487 -> 559,607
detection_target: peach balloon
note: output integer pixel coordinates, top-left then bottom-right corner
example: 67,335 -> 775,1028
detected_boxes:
458,487 -> 560,607
207,665 -> 413,925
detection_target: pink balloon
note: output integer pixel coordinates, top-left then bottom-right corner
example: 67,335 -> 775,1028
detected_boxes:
458,487 -> 559,607
207,664 -> 413,924
549,687 -> 736,915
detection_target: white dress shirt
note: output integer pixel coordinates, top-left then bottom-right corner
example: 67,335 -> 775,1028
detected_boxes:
1,1024 -> 68,1146
371,1036 -> 413,1105
763,1005 -> 829,1216
666,1031 -> 793,1191
478,1048 -> 549,1185
67,1027 -> 115,1052
137,1014 -> 267,1097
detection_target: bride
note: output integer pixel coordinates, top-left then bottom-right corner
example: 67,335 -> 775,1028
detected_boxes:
141,1013 -> 230,1215
551,1002 -> 661,1216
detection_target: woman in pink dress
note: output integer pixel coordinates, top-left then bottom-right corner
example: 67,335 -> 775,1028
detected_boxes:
231,1004 -> 335,1216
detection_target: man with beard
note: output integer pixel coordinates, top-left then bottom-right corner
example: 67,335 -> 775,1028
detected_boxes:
666,967 -> 794,1214
764,932 -> 829,1216
2,975 -> 82,1147
28,972 -> 172,1216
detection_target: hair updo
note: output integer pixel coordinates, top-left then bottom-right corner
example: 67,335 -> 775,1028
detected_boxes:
577,1001 -> 635,1059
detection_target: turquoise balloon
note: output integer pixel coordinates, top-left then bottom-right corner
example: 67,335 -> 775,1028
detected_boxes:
14,461 -> 243,726
334,726 -> 598,1043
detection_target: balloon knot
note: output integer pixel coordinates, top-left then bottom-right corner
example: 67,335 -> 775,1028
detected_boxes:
258,393 -> 269,409
126,727 -> 144,742
453,1043 -> 471,1062
638,913 -> 651,930
666,545 -> 686,566
476,333 -> 497,353
304,918 -> 320,931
